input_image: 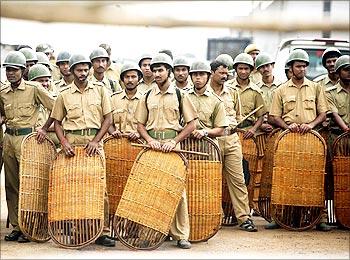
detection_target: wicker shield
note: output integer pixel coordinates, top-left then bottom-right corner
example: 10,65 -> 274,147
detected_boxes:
18,133 -> 57,242
237,129 -> 258,211
114,149 -> 188,250
258,129 -> 282,222
332,132 -> 350,229
271,130 -> 326,231
104,136 -> 143,236
180,136 -> 222,242
48,147 -> 105,249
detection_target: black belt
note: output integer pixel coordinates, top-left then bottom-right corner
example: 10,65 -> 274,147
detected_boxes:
65,128 -> 99,136
5,127 -> 33,136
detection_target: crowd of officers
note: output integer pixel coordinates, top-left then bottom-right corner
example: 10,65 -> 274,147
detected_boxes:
0,42 -> 349,249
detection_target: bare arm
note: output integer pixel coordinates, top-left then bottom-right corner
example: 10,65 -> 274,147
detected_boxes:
54,119 -> 75,156
332,112 -> 350,132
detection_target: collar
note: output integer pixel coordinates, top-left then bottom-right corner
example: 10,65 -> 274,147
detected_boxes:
154,82 -> 175,95
70,81 -> 94,94
286,77 -> 312,88
336,83 -> 348,94
121,89 -> 143,100
188,86 -> 211,96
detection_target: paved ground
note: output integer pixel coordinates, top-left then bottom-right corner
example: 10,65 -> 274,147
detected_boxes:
0,169 -> 349,259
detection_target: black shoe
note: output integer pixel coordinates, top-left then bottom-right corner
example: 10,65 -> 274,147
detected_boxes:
95,235 -> 116,247
177,239 -> 191,249
5,230 -> 22,241
17,234 -> 30,243
316,223 -> 332,232
239,219 -> 258,232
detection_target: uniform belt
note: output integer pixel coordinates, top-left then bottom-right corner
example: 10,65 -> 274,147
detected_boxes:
148,129 -> 177,140
65,128 -> 99,136
5,127 -> 33,136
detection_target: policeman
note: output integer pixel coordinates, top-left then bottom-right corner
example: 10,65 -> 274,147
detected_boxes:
108,62 -> 143,140
209,59 -> 258,232
99,43 -> 122,84
285,62 -> 293,81
244,43 -> 262,84
89,47 -> 121,94
216,53 -> 235,81
268,49 -> 331,231
0,51 -> 55,243
255,52 -> 282,132
34,54 -> 57,94
50,53 -> 115,247
54,51 -> 74,93
172,56 -> 193,91
36,43 -> 61,82
135,53 -> 197,249
314,47 -> 342,89
325,55 -> 350,134
19,47 -> 38,81
231,53 -> 267,139
137,53 -> 157,94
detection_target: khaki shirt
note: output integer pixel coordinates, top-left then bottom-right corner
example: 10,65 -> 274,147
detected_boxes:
314,74 -> 339,89
250,69 -> 262,85
53,78 -> 71,95
187,87 -> 228,130
270,78 -> 329,125
89,74 -> 122,95
325,83 -> 350,126
172,80 -> 193,92
208,85 -> 241,129
111,89 -> 142,133
231,81 -> 267,122
49,63 -> 62,82
256,77 -> 282,111
51,81 -> 112,130
0,79 -> 55,128
137,79 -> 157,94
135,84 -> 198,132
105,62 -> 122,83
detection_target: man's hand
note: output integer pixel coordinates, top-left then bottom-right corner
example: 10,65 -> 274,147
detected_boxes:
192,129 -> 205,139
260,123 -> 273,132
111,129 -> 122,139
288,123 -> 299,133
128,132 -> 140,141
61,139 -> 75,157
299,123 -> 312,134
243,128 -> 255,139
36,127 -> 48,144
85,141 -> 99,156
161,141 -> 176,153
148,139 -> 161,150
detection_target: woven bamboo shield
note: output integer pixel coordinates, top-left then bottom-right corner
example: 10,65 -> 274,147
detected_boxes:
332,132 -> 350,229
180,136 -> 222,242
48,147 -> 105,248
237,129 -> 258,211
18,133 -> 57,242
258,129 -> 282,222
104,136 -> 143,236
114,149 -> 188,250
271,130 -> 326,231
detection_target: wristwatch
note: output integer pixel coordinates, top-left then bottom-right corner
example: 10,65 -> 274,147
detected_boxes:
170,139 -> 177,145
202,130 -> 208,137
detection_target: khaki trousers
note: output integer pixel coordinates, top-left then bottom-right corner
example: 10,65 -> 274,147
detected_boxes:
218,133 -> 251,224
2,134 -> 27,231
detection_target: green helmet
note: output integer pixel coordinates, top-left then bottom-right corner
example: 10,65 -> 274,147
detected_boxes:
150,53 -> 173,70
215,54 -> 234,69
255,53 -> 275,70
120,62 -> 143,80
321,47 -> 342,67
89,47 -> 109,62
56,51 -> 71,65
189,60 -> 211,74
19,47 -> 38,62
69,54 -> 92,70
173,56 -> 191,68
28,64 -> 51,81
233,53 -> 254,69
3,51 -> 27,69
286,49 -> 309,66
334,55 -> 350,73
138,53 -> 152,67
36,43 -> 53,54
36,52 -> 50,66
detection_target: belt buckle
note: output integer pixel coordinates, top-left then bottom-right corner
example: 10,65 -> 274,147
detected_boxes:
15,129 -> 19,136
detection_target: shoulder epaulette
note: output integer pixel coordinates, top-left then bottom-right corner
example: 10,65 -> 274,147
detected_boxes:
111,89 -> 123,96
325,85 -> 337,92
25,81 -> 41,87
92,81 -> 104,88
313,74 -> 326,83
59,86 -> 70,93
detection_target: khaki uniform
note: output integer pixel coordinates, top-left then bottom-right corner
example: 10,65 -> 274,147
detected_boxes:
135,84 -> 197,240
137,79 -> 157,95
53,78 -> 71,94
208,85 -> 251,224
171,79 -> 193,92
270,78 -> 329,125
111,89 -> 142,133
256,77 -> 282,111
231,81 -> 267,130
89,74 -> 122,95
49,63 -> 62,82
0,80 -> 55,231
326,83 -> 350,126
250,69 -> 262,85
51,80 -> 112,231
314,74 -> 339,89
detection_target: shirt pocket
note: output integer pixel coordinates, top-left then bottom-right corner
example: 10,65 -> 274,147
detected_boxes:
4,103 -> 15,119
337,102 -> 347,116
283,95 -> 296,113
164,103 -> 179,122
18,102 -> 35,119
148,103 -> 158,123
113,108 -> 126,126
242,100 -> 254,114
66,104 -> 82,119
199,106 -> 212,126
303,96 -> 316,111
